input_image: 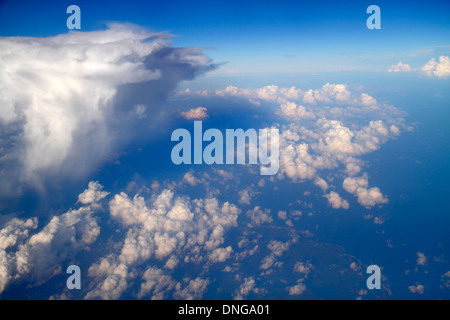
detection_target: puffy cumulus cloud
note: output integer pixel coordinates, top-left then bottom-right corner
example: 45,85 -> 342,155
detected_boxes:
279,101 -> 316,120
315,120 -> 390,157
408,284 -> 424,294
234,277 -> 256,300
174,277 -> 210,300
350,262 -> 360,272
181,107 -> 208,120
279,141 -> 317,181
324,191 -> 350,210
422,56 -> 450,78
15,208 -> 101,279
278,210 -> 287,220
302,83 -> 353,105
184,83 -> 402,124
0,217 -> 38,251
186,83 -> 377,116
214,85 -> 300,104
441,271 -> 450,289
0,217 -> 39,293
373,217 -> 384,225
293,261 -> 313,277
183,171 -> 201,186
77,181 -> 110,205
85,188 -> 240,299
268,240 -> 292,257
314,177 -> 329,192
246,206 -> 273,227
1,180 -> 237,299
137,267 -> 175,299
260,238 -> 297,271
388,62 -> 411,72
164,255 -> 179,270
360,93 -> 377,107
343,174 -> 388,208
278,119 -> 391,208
0,251 -> 10,295
416,252 -> 427,266
182,83 -> 403,210
390,124 -> 401,136
288,280 -> 306,296
209,246 -> 233,263
238,187 -> 258,206
0,182 -> 105,294
0,23 -> 214,191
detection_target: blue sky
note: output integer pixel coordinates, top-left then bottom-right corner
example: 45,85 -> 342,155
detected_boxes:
0,0 -> 449,300
1,0 -> 450,73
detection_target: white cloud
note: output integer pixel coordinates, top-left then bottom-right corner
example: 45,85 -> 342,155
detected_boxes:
279,101 -> 315,120
209,246 -> 233,263
314,177 -> 329,192
210,83 -> 375,109
416,252 -> 427,266
246,206 -> 273,226
441,271 -> 450,289
0,176 -> 244,299
0,217 -> 38,251
174,277 -> 210,300
164,256 -> 179,270
277,118 -> 394,209
260,239 -> 294,271
78,181 -> 110,204
408,284 -> 424,294
234,277 -> 256,300
86,187 -> 240,299
0,217 -> 39,293
183,83 -> 402,210
0,25 -> 158,177
303,83 -> 353,104
293,261 -> 313,276
388,62 -> 411,72
374,217 -> 384,225
181,107 -> 208,120
343,174 -> 388,208
288,281 -> 306,295
390,125 -> 400,136
350,262 -> 360,272
138,267 -> 175,299
324,191 -> 350,209
360,93 -> 377,106
238,188 -> 253,205
0,24 -> 213,190
14,207 -> 101,281
0,181 -> 105,294
183,171 -> 201,186
277,210 -> 287,220
422,56 -> 450,78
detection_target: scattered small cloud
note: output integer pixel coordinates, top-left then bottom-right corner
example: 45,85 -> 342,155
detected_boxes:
416,252 -> 427,266
324,191 -> 350,210
180,107 -> 208,120
408,284 -> 424,294
388,62 -> 411,73
422,56 -> 450,78
288,281 -> 306,295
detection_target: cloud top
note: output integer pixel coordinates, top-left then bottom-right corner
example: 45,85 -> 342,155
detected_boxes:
422,56 -> 450,78
0,24 -> 213,192
388,62 -> 411,72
